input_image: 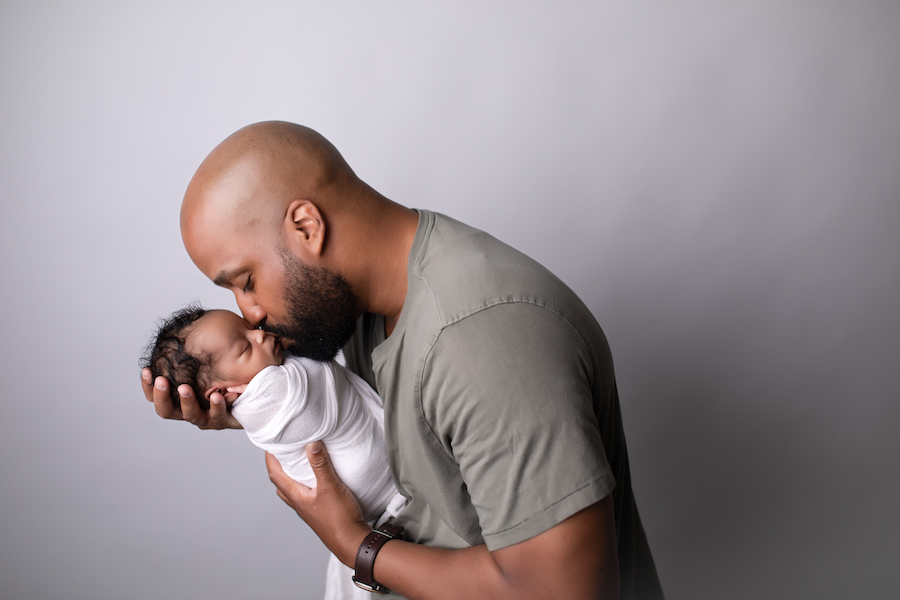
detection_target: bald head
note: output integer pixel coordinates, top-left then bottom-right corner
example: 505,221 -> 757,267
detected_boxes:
181,121 -> 355,242
179,121 -> 418,334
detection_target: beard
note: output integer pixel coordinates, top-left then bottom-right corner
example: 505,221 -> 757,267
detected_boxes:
262,248 -> 360,361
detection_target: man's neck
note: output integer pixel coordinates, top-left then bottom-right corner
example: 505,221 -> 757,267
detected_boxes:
346,201 -> 418,337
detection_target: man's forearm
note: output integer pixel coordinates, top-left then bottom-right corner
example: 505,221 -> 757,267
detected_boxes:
360,498 -> 620,600
371,541 -> 513,600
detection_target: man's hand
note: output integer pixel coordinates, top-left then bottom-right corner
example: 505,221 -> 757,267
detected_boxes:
266,442 -> 371,565
266,442 -> 621,599
141,368 -> 242,430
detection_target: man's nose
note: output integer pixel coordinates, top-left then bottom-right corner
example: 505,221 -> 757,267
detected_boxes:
235,292 -> 266,327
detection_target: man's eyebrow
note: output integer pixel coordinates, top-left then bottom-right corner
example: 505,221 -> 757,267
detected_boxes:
213,269 -> 243,287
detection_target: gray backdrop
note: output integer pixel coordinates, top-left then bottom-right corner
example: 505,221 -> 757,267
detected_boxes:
1,2 -> 897,599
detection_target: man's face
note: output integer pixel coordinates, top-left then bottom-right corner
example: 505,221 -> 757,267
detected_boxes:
262,248 -> 359,361
182,193 -> 357,361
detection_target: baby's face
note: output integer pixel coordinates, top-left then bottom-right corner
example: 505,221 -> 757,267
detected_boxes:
186,309 -> 284,399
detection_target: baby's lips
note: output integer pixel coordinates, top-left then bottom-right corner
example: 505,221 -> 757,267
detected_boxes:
278,337 -> 293,350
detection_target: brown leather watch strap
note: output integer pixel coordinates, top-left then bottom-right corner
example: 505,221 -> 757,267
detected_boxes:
352,521 -> 405,594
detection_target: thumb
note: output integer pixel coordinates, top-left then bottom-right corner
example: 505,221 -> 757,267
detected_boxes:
306,441 -> 337,486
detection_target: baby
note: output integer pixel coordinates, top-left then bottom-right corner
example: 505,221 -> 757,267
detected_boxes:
142,305 -> 404,599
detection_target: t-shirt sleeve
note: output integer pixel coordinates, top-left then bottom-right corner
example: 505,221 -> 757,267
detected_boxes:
421,302 -> 616,551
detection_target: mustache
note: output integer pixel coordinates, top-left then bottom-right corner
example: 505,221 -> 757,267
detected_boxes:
261,319 -> 348,362
259,320 -> 294,344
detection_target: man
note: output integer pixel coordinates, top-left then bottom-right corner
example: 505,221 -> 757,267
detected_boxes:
142,121 -> 663,599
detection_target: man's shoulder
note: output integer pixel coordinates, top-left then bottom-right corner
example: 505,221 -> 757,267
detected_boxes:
414,211 -> 588,330
353,211 -> 608,389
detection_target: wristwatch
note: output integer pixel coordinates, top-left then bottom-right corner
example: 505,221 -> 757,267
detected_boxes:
352,521 -> 405,594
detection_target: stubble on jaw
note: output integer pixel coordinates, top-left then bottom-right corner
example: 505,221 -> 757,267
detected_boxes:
262,248 -> 359,362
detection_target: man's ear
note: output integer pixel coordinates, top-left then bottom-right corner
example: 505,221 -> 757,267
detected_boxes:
284,200 -> 325,262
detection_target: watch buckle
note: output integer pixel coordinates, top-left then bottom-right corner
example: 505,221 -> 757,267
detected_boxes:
352,577 -> 390,594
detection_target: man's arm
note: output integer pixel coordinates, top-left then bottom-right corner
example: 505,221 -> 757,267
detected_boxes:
140,368 -> 242,429
266,443 -> 620,600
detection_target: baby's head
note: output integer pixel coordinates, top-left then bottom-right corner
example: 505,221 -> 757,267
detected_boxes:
142,305 -> 284,408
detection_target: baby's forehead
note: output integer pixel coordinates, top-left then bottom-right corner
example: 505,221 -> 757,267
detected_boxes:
186,310 -> 244,356
200,309 -> 246,331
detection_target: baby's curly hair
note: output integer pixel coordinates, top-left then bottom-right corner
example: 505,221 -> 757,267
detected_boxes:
140,303 -> 213,409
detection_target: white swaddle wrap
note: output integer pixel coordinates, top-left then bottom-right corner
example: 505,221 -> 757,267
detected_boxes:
231,356 -> 405,600
231,355 -> 403,525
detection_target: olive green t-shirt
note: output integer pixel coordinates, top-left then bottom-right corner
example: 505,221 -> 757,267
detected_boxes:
343,210 -> 662,599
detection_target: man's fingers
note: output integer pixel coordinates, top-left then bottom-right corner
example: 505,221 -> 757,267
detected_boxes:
266,446 -> 367,562
207,393 -> 229,428
151,376 -> 183,420
178,384 -> 206,426
141,368 -> 155,402
142,371 -> 240,429
205,392 -> 242,430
